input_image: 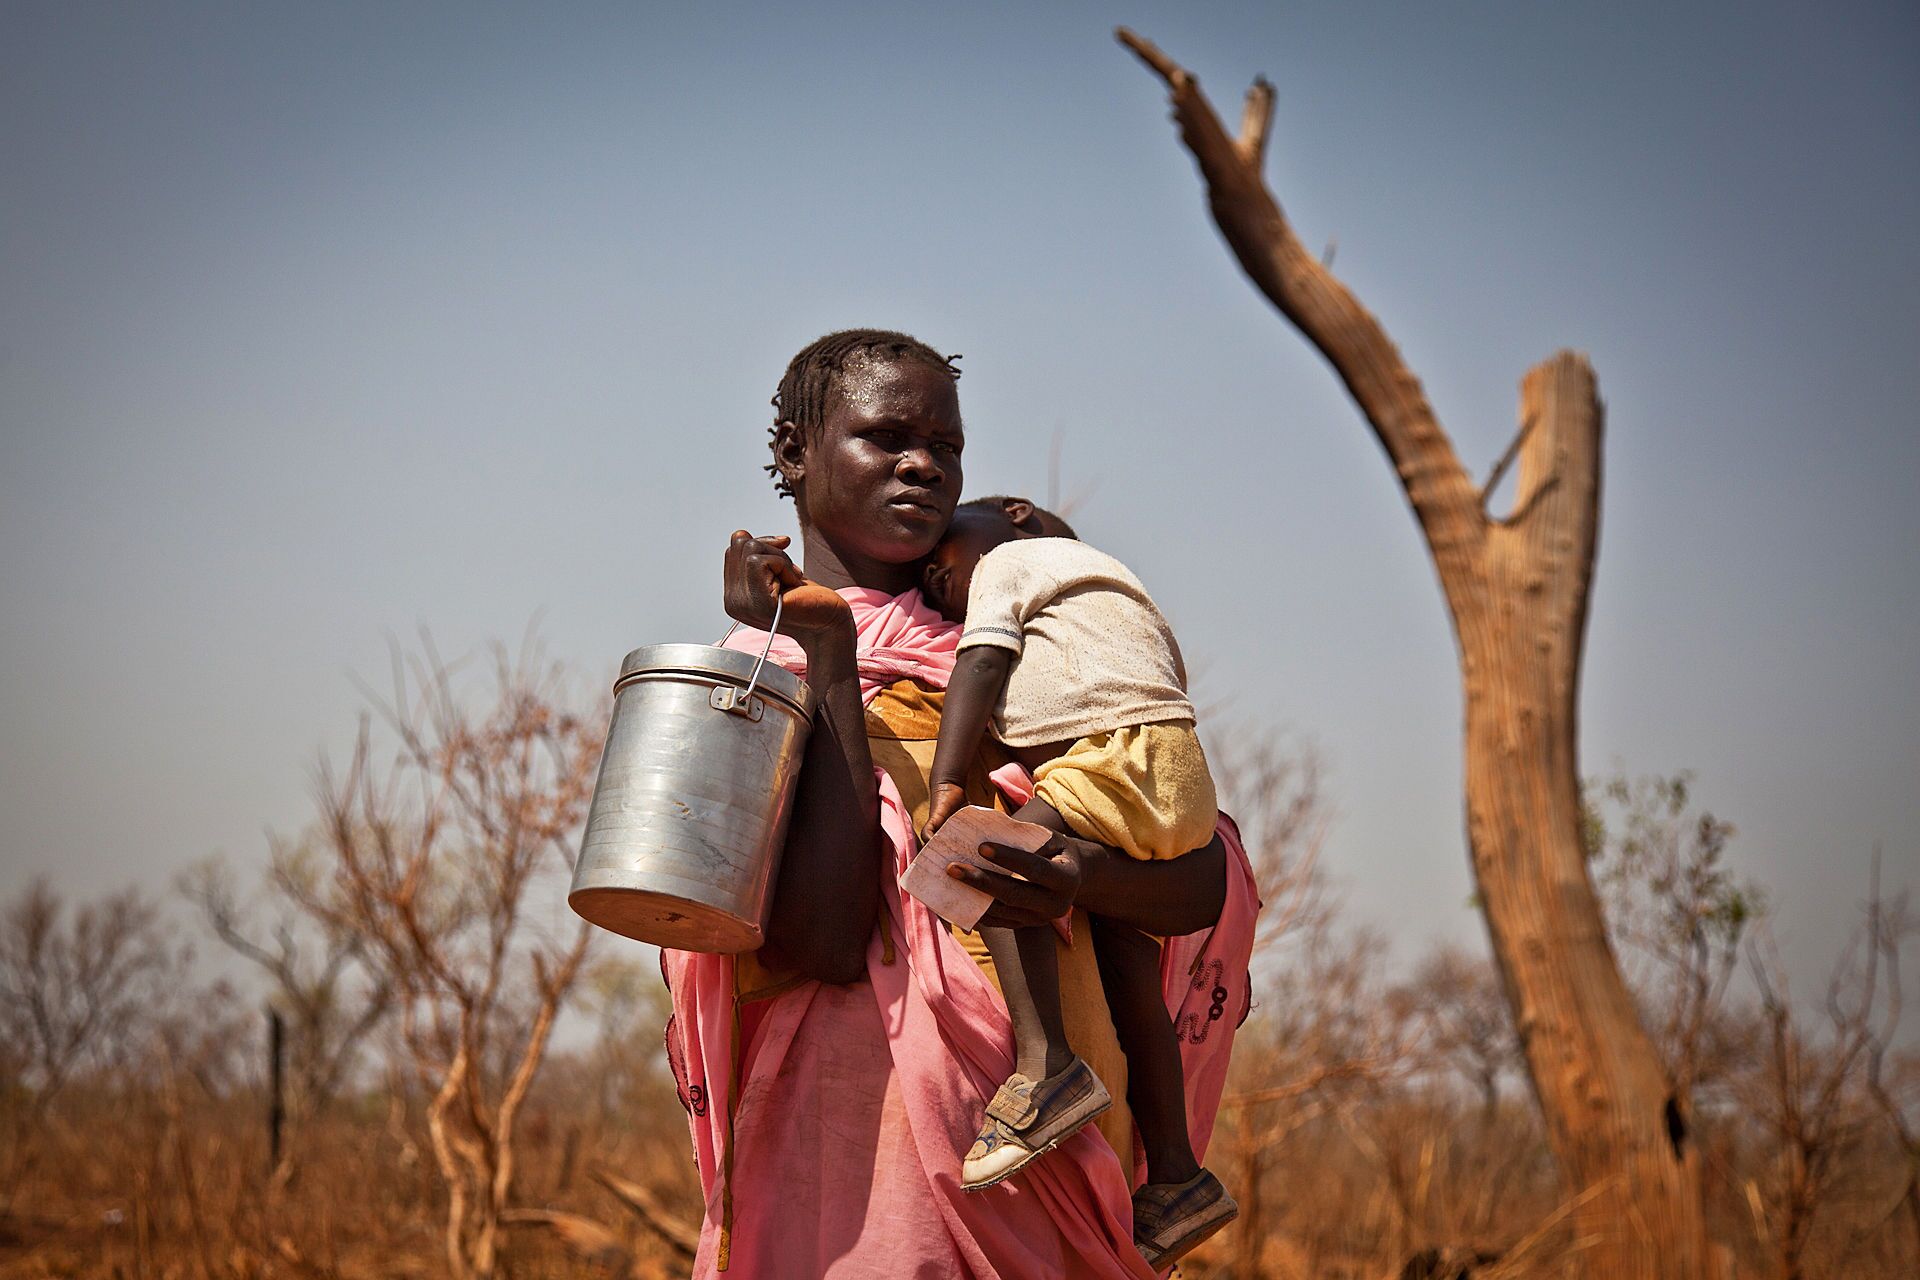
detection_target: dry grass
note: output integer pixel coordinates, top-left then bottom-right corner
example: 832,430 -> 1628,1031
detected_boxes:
1,1070 -> 702,1280
2,686 -> 1911,1278
3,1019 -> 1913,1280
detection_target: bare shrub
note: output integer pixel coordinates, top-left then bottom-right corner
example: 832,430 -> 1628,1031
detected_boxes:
0,880 -> 192,1212
1584,771 -> 1763,1101
297,639 -> 603,1280
1740,857 -> 1916,1279
1398,944 -> 1521,1123
0,880 -> 179,1107
179,848 -> 394,1170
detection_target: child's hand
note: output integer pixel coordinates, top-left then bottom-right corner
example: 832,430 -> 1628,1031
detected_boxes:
924,783 -> 968,839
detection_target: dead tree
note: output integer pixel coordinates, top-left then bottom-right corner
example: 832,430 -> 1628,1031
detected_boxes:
1743,855 -> 1913,1279
308,640 -> 602,1280
180,850 -> 395,1176
0,880 -> 181,1211
1119,29 -> 1708,1277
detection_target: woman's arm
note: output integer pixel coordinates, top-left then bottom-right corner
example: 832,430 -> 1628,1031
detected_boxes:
723,532 -> 880,984
948,830 -> 1228,938
762,626 -> 880,983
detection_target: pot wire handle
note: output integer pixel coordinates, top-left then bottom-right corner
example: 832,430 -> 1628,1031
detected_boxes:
740,592 -> 783,706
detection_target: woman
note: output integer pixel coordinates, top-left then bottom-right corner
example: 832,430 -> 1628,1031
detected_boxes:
663,329 -> 1258,1277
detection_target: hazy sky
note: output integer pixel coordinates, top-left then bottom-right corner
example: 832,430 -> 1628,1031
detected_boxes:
3,1 -> 1916,997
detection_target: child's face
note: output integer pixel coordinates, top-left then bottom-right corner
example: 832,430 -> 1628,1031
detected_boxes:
920,508 -> 1017,621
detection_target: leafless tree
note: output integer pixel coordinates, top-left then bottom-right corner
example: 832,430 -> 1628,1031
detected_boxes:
1742,857 -> 1915,1279
1118,28 -> 1708,1274
1206,727 -> 1378,1275
569,953 -> 675,1133
298,639 -> 602,1280
1586,772 -> 1762,1101
180,849 -> 394,1166
1209,727 -> 1331,967
1398,944 -> 1521,1123
0,880 -> 186,1207
0,880 -> 179,1108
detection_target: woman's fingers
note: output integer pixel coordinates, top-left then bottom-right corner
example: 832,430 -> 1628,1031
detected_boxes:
945,862 -> 1059,928
724,530 -> 804,626
975,840 -> 1077,891
946,835 -> 1084,929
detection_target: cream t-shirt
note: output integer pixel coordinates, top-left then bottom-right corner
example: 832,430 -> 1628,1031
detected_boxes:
955,537 -> 1193,747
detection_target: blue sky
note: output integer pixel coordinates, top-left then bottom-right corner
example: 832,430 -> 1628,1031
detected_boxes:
3,1 -> 1915,995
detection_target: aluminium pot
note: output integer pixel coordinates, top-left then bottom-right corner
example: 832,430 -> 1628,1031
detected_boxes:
569,615 -> 813,953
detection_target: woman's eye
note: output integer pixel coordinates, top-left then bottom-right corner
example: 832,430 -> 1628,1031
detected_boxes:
867,429 -> 903,448
933,441 -> 960,457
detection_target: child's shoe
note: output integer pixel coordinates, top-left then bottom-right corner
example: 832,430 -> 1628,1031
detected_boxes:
960,1056 -> 1112,1190
1132,1168 -> 1239,1270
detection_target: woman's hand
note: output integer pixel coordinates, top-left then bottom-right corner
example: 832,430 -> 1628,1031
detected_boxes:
954,827 -> 1231,937
724,531 -> 852,649
947,831 -> 1092,929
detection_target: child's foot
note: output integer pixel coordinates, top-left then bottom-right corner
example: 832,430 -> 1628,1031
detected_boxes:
960,1056 -> 1112,1191
1132,1169 -> 1239,1270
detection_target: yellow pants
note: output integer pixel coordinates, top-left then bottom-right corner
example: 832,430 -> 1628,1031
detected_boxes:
1031,720 -> 1218,861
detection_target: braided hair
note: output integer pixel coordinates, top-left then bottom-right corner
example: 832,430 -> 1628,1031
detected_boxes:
766,329 -> 961,499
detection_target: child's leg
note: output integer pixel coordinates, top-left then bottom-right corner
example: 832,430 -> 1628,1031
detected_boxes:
982,796 -> 1079,1081
978,924 -> 1074,1082
962,799 -> 1114,1190
1089,913 -> 1202,1187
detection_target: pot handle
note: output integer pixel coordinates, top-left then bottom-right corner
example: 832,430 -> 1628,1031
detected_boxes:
714,593 -> 787,719
740,592 -> 783,705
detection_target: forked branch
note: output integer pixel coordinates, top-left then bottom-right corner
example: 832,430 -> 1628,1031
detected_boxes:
1237,76 -> 1274,168
1481,411 -> 1537,514
1116,28 -> 1484,578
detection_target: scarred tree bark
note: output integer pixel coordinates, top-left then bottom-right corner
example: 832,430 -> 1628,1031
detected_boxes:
1117,29 -> 1709,1278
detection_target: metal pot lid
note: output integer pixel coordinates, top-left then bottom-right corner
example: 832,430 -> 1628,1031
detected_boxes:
614,642 -> 814,717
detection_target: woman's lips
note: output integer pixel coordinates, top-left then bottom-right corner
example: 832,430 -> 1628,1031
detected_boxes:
887,492 -> 941,518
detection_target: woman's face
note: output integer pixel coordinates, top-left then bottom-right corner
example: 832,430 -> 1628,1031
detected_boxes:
782,357 -> 965,582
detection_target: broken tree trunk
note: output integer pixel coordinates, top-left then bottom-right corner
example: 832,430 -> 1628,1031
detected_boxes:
1116,29 -> 1708,1279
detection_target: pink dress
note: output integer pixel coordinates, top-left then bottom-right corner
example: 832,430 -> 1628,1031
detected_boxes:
662,587 -> 1260,1278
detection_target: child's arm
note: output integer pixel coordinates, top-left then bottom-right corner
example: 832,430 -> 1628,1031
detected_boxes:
925,645 -> 1014,836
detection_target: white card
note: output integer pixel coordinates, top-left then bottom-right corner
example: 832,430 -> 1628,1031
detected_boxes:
899,805 -> 1054,930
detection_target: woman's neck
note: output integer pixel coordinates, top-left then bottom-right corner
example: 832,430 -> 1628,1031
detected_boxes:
799,524 -> 924,596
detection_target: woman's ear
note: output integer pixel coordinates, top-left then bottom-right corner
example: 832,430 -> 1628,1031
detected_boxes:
1001,497 -> 1038,531
772,420 -> 807,493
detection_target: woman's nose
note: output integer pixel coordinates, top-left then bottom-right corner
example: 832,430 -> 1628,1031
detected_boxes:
897,446 -> 943,486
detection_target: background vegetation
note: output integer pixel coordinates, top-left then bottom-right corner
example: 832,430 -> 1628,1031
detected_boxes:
1,644 -> 1911,1280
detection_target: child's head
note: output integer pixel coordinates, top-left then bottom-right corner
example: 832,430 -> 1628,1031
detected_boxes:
921,496 -> 1076,621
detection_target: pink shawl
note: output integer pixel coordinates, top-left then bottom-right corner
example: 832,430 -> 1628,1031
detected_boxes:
661,588 -> 1260,1278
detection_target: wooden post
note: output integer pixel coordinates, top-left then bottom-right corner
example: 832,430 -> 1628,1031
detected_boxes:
1117,29 -> 1711,1278
267,1003 -> 285,1174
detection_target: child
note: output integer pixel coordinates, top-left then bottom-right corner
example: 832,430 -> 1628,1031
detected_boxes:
921,495 -> 1238,1269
